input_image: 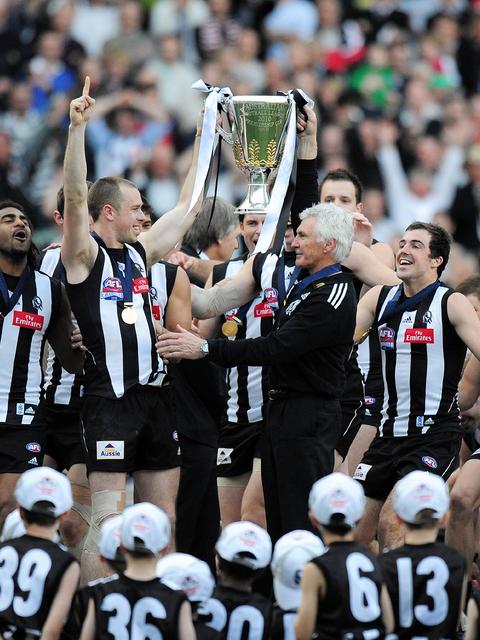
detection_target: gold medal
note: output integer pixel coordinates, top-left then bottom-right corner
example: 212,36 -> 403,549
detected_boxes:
222,317 -> 241,337
121,304 -> 138,325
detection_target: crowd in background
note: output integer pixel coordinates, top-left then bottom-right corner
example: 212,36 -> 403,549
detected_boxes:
1,0 -> 480,285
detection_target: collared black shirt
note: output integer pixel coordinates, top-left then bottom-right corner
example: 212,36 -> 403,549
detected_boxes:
207,271 -> 356,398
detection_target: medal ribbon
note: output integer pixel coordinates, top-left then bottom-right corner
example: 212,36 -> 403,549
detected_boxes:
0,267 -> 31,316
92,233 -> 133,305
284,263 -> 341,306
378,280 -> 441,326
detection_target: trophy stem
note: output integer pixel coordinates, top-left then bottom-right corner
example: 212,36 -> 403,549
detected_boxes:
235,170 -> 270,215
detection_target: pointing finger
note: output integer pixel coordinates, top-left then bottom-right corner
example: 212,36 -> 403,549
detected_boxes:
82,76 -> 90,98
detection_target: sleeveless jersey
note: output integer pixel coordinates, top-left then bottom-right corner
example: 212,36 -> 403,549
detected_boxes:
357,325 -> 384,416
201,586 -> 272,640
0,269 -> 60,424
380,542 -> 466,640
0,534 -> 76,637
310,541 -> 385,640
374,284 -> 466,437
148,261 -> 178,328
90,574 -> 186,639
270,606 -> 297,640
40,247 -> 83,408
66,241 -> 159,399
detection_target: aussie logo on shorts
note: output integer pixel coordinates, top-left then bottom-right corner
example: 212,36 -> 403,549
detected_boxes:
101,277 -> 124,301
96,440 -> 125,460
421,455 -> 438,469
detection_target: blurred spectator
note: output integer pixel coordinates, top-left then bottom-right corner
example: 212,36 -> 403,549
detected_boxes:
457,11 -> 480,96
85,89 -> 173,179
103,2 -> 154,69
70,0 -> 120,57
146,35 -> 201,138
448,143 -> 480,253
229,28 -> 266,92
263,0 -> 318,63
150,0 -> 209,65
349,43 -> 395,111
376,119 -> 468,231
29,31 -> 76,114
0,131 -> 40,225
131,142 -> 180,216
196,0 -> 242,60
47,0 -> 87,73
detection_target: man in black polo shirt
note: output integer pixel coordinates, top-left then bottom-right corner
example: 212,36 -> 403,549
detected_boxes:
158,202 -> 357,543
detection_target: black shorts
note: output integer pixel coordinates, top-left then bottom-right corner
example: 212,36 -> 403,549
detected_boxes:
336,396 -> 366,460
38,402 -> 85,470
81,385 -> 180,473
363,395 -> 383,428
354,430 -> 461,501
217,421 -> 264,477
0,423 -> 46,473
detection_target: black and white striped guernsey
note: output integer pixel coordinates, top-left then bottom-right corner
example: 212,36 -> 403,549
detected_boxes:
40,247 -> 83,408
148,260 -> 178,328
213,250 -> 297,424
0,269 -> 60,424
65,241 -> 159,399
374,283 -> 466,438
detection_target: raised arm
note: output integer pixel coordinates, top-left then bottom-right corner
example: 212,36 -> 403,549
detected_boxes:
61,76 -> 98,284
191,254 -> 260,319
343,242 -> 400,288
139,125 -> 203,266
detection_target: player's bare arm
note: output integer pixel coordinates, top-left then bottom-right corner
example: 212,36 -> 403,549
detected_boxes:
344,242 -> 400,289
354,285 -> 382,343
164,267 -> 192,332
191,254 -> 260,319
61,76 -> 98,284
448,292 -> 480,361
459,356 -> 480,412
40,562 -> 80,640
295,562 -> 326,640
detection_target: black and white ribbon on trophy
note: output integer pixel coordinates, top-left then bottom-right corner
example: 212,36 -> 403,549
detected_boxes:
187,80 -> 232,217
254,88 -> 312,256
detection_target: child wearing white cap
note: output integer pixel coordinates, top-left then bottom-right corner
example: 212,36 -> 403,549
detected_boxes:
270,530 -> 325,640
380,470 -> 467,640
79,503 -> 196,640
295,472 -> 394,640
157,552 -> 221,639
202,521 -> 272,639
0,467 -> 80,640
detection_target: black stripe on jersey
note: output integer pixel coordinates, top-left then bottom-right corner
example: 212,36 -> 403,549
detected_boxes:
377,287 -> 400,431
160,261 -> 179,324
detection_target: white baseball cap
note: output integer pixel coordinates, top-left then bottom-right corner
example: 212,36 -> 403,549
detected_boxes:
393,471 -> 449,524
271,530 -> 325,611
14,468 -> 73,517
1,509 -> 26,542
99,515 -> 123,561
309,472 -> 365,528
215,521 -> 272,569
121,503 -> 171,555
157,553 -> 215,603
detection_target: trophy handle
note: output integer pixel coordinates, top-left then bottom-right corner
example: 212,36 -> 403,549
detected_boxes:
216,124 -> 233,145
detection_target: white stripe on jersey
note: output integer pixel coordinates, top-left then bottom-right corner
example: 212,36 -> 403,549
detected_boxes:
150,262 -> 168,325
328,282 -> 348,309
424,288 -> 446,417
0,272 -> 52,424
41,247 -> 81,406
378,287 -> 399,437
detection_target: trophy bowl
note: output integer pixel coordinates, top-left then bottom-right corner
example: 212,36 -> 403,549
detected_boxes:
222,96 -> 292,215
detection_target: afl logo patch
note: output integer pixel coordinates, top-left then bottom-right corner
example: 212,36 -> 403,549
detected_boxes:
421,455 -> 438,469
26,442 -> 41,453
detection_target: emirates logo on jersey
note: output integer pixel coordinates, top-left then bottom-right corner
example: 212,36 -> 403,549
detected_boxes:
404,328 -> 434,344
133,277 -> 149,294
13,311 -> 44,331
152,305 -> 161,321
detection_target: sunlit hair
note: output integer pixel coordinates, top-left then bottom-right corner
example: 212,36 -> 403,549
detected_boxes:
405,222 -> 451,277
88,177 -> 138,222
183,197 -> 237,252
299,203 -> 355,263
319,168 -> 363,204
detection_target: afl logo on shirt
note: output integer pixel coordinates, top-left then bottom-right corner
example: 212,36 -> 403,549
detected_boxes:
101,277 -> 123,301
379,326 -> 395,350
421,455 -> 438,469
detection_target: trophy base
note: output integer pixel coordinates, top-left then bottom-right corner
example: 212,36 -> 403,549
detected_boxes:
235,171 -> 270,216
